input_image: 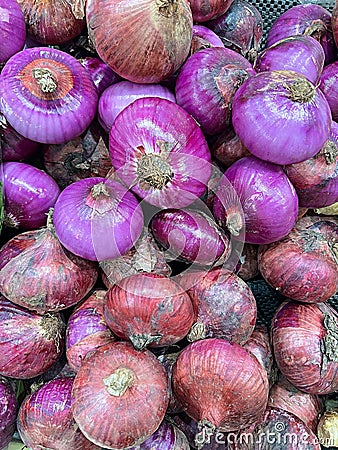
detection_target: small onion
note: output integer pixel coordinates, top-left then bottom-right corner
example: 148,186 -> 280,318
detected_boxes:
319,61 -> 338,122
53,177 -> 144,261
3,161 -> 60,230
210,126 -> 250,167
0,376 -> 18,450
232,70 -> 332,165
235,243 -> 259,281
0,47 -> 98,144
0,0 -> 26,63
129,420 -> 190,450
317,410 -> 338,448
188,0 -> 233,23
0,296 -> 65,379
71,341 -> 169,449
80,56 -> 121,96
190,24 -> 224,54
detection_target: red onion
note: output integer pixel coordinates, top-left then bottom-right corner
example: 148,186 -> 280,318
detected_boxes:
190,24 -> 224,54
255,35 -> 325,85
266,3 -> 336,65
0,296 -> 65,379
0,47 -> 98,144
104,273 -> 195,350
86,0 -> 193,83
175,47 -> 255,136
66,290 -> 115,372
129,420 -> 190,449
109,97 -> 212,208
210,126 -> 250,167
213,156 -> 299,245
205,0 -> 263,61
235,243 -> 259,281
284,121 -> 338,209
172,338 -> 269,445
150,208 -> 231,266
53,177 -> 144,261
178,267 -> 256,344
243,324 -> 274,383
0,0 -> 26,63
258,218 -> 338,304
80,56 -> 121,96
0,214 -> 98,313
232,70 -> 332,165
3,161 -> 60,230
188,0 -> 233,23
319,61 -> 338,122
158,352 -> 182,414
71,341 -> 169,449
0,376 -> 18,449
98,80 -> 176,132
17,377 -> 100,450
271,300 -> 338,395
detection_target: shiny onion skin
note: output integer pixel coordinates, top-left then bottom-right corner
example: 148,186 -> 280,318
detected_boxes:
0,376 -> 18,449
66,290 -> 115,372
17,0 -> 85,45
232,70 -> 332,165
129,420 -> 190,450
188,0 -> 233,23
0,223 -> 98,313
53,177 -> 144,261
178,267 -> 256,345
109,97 -> 212,208
0,47 -> 98,144
86,0 -> 193,84
213,156 -> 299,245
258,219 -> 338,304
255,35 -> 325,85
0,296 -> 65,379
210,126 -> 250,167
175,47 -> 255,136
79,56 -> 121,96
0,0 -> 26,63
104,273 -> 195,350
172,338 -> 269,443
271,301 -> 338,395
319,61 -> 338,122
17,377 -> 100,450
3,162 -> 60,230
243,324 -> 274,383
190,24 -> 224,54
71,341 -> 169,449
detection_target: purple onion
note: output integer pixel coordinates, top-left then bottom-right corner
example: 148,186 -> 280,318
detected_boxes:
0,47 -> 98,144
53,177 -> 144,261
0,0 -> 26,63
266,3 -> 336,65
109,97 -> 212,208
3,161 -> 60,230
255,35 -> 325,84
0,376 -> 18,449
98,80 -> 176,132
80,56 -> 121,96
129,420 -> 190,449
319,61 -> 338,122
213,156 -> 299,245
190,24 -> 224,54
232,70 -> 332,165
175,47 -> 255,136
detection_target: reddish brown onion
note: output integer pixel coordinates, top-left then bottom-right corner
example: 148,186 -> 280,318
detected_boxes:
211,126 -> 250,167
188,0 -> 233,23
235,243 -> 259,281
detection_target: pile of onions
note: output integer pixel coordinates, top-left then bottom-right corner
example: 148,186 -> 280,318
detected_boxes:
319,61 -> 338,122
71,341 -> 169,449
0,215 -> 98,313
17,377 -> 100,449
0,0 -> 26,63
271,300 -> 338,395
0,376 -> 18,449
0,296 -> 65,379
104,272 -> 195,350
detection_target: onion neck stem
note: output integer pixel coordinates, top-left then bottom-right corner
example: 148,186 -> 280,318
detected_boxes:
103,367 -> 135,396
137,153 -> 173,190
32,68 -> 58,93
286,78 -> 316,103
130,333 -> 162,351
156,0 -> 179,17
91,182 -> 110,198
323,141 -> 338,165
304,20 -> 327,41
187,322 -> 206,342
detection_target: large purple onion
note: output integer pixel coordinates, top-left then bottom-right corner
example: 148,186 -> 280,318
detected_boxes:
0,376 -> 18,449
129,420 -> 190,449
0,0 -> 26,63
319,61 -> 338,122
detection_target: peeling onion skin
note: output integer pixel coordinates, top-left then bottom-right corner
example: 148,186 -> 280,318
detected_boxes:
0,376 -> 18,450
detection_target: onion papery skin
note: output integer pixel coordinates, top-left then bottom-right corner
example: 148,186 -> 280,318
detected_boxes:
66,290 -> 115,372
178,267 -> 256,345
175,47 -> 255,136
319,61 -> 338,122
0,376 -> 18,449
213,156 -> 299,245
17,377 -> 100,450
258,220 -> 338,304
172,338 -> 269,438
3,161 -> 60,230
86,0 -> 193,84
0,0 -> 26,63
205,0 -> 263,61
53,177 -> 144,261
255,35 -> 325,85
232,70 -> 332,165
271,301 -> 338,395
243,324 -> 274,382
284,121 -> 338,209
210,126 -> 250,167
158,352 -> 182,414
190,24 -> 224,55
188,0 -> 233,23
0,47 -> 98,144
129,420 -> 190,450
150,208 -> 231,266
104,273 -> 195,349
109,97 -> 212,208
0,296 -> 65,379
268,374 -> 323,432
98,80 -> 176,132
317,410 -> 338,448
80,56 -> 121,96
71,341 -> 169,449
0,225 -> 98,313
